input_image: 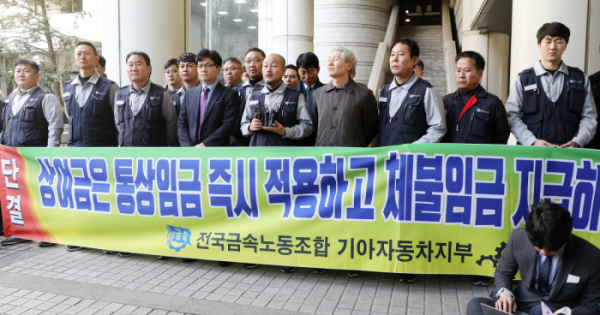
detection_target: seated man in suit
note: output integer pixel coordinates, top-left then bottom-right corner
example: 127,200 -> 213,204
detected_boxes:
178,49 -> 239,147
467,200 -> 600,315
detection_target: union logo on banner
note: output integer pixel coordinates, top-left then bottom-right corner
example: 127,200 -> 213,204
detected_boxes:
166,225 -> 192,252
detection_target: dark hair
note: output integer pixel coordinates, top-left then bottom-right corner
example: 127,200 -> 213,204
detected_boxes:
537,22 -> 570,44
455,51 -> 486,71
164,58 -> 178,70
97,55 -> 106,68
14,59 -> 40,74
223,57 -> 242,68
197,49 -> 223,67
296,52 -> 319,69
392,37 -> 420,58
126,51 -> 151,67
245,47 -> 266,59
76,41 -> 98,55
526,200 -> 573,252
285,64 -> 298,73
414,60 -> 424,71
178,53 -> 198,66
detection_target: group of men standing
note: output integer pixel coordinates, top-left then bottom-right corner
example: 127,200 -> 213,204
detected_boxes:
1,20 -> 600,314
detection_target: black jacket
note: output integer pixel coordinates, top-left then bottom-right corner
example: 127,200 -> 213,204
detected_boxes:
178,82 -> 240,147
442,85 -> 510,144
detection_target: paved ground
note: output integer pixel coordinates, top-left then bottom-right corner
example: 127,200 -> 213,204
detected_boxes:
0,239 -> 493,315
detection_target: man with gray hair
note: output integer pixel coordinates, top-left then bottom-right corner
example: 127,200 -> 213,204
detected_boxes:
312,47 -> 378,148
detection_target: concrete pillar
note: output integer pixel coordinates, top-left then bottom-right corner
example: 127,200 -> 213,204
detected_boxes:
509,0 -> 589,87
587,0 -> 600,74
101,0 -> 187,86
272,0 -> 314,65
314,0 -> 395,85
258,0 -> 274,54
487,32 -> 510,103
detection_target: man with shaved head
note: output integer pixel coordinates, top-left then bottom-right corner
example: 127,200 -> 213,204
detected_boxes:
241,54 -> 312,147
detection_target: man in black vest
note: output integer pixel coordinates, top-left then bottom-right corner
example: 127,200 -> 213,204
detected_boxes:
507,22 -> 597,148
442,51 -> 509,145
63,42 -> 119,148
241,53 -> 312,148
376,38 -> 446,147
115,51 -> 177,150
241,53 -> 312,272
231,48 -> 267,147
178,49 -> 239,148
0,59 -> 63,247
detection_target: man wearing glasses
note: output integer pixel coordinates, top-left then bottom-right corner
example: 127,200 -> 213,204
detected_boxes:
178,49 -> 239,148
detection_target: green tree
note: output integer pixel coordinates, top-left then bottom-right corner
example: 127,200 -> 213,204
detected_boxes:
0,0 -> 89,96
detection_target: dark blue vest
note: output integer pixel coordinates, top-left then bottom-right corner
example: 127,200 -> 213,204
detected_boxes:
376,78 -> 431,147
2,88 -> 49,147
115,83 -> 167,147
520,67 -> 586,145
248,87 -> 302,147
63,76 -> 117,147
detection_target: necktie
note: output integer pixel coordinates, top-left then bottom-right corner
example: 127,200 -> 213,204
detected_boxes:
306,86 -> 312,114
538,255 -> 553,295
197,87 -> 210,140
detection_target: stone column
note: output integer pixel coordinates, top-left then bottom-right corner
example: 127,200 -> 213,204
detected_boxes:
258,0 -> 274,54
314,0 -> 395,84
272,0 -> 314,65
101,0 -> 187,86
487,32 -> 510,103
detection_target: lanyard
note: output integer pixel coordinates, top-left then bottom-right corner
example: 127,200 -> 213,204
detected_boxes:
457,95 -> 478,124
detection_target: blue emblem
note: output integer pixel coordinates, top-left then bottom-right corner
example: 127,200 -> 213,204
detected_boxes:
166,225 -> 192,252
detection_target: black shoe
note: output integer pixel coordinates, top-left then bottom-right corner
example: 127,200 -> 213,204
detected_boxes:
218,261 -> 231,267
1,237 -> 29,246
118,252 -> 134,257
473,276 -> 491,286
182,258 -> 195,263
38,242 -> 55,247
312,268 -> 326,274
244,263 -> 259,269
399,273 -> 417,283
281,266 -> 296,273
65,245 -> 82,251
347,270 -> 361,278
103,250 -> 115,254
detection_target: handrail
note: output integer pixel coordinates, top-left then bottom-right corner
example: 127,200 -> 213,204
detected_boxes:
367,4 -> 400,95
442,1 -> 458,93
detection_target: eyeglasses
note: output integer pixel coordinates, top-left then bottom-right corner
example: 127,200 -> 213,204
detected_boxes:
164,70 -> 178,74
245,58 -> 263,65
198,64 -> 215,69
223,67 -> 241,72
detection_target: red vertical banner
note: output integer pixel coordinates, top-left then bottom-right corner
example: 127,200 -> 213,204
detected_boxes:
0,145 -> 49,241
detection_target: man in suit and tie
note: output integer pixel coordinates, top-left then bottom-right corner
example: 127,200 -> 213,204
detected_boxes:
178,49 -> 239,148
467,200 -> 600,315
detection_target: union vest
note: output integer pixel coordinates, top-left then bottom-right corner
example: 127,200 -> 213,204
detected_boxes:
63,76 -> 117,147
519,67 -> 586,145
376,78 -> 431,147
115,83 -> 167,147
248,87 -> 302,147
1,88 -> 50,147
